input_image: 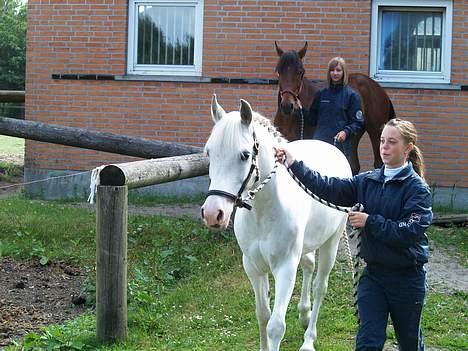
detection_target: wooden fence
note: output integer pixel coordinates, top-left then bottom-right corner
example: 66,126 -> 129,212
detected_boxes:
95,154 -> 209,342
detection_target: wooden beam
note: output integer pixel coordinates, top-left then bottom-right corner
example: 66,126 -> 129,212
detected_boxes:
0,90 -> 25,103
96,185 -> 128,342
432,213 -> 468,226
0,116 -> 202,158
99,153 -> 209,189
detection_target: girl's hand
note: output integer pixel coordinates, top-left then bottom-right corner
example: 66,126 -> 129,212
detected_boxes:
335,130 -> 347,142
273,146 -> 296,166
348,211 -> 368,229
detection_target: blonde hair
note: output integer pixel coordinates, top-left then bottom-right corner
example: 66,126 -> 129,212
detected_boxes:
385,118 -> 426,179
327,57 -> 349,86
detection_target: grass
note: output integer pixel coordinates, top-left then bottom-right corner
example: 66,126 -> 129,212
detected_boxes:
0,195 -> 467,351
0,135 -> 24,156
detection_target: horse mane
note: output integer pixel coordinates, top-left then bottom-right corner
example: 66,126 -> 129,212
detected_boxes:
252,112 -> 285,144
275,51 -> 303,74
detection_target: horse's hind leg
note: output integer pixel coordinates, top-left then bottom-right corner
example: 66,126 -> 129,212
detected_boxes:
243,255 -> 271,351
300,229 -> 342,351
347,133 -> 363,175
298,252 -> 316,329
368,127 -> 383,169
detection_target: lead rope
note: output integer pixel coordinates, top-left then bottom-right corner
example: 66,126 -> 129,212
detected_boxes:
299,107 -> 304,140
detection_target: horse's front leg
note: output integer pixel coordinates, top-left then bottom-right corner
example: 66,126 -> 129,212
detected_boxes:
300,232 -> 341,351
243,255 -> 271,351
268,258 -> 300,351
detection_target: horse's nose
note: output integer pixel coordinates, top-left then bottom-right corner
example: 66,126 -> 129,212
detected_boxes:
281,102 -> 294,115
216,209 -> 224,223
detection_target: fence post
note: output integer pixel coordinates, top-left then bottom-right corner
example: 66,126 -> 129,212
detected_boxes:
96,185 -> 128,342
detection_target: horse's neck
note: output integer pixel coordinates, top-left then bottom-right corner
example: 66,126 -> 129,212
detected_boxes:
302,77 -> 325,109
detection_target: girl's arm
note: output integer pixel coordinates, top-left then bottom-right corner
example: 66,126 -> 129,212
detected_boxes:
365,185 -> 432,248
343,90 -> 365,138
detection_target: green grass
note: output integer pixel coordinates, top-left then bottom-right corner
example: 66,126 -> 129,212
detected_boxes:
0,196 -> 466,351
0,135 -> 24,155
128,192 -> 206,206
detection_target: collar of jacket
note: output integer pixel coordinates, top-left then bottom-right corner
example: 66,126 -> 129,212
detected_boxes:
366,162 -> 415,183
329,82 -> 344,90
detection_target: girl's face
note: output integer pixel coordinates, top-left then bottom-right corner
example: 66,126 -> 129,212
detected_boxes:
330,64 -> 344,83
380,126 -> 413,168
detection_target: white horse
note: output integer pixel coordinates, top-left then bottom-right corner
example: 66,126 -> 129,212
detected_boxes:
201,95 -> 352,351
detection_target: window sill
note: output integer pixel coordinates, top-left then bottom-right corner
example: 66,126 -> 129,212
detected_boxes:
378,82 -> 463,91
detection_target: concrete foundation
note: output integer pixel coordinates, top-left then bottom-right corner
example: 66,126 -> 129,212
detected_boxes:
23,168 -> 468,210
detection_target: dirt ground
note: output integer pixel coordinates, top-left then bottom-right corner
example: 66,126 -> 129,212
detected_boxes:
0,257 -> 87,347
0,167 -> 466,349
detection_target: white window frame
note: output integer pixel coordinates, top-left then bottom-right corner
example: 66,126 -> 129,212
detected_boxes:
370,0 -> 452,84
127,0 -> 204,76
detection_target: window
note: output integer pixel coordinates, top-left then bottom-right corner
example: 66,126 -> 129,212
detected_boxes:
127,0 -> 204,76
370,0 -> 452,84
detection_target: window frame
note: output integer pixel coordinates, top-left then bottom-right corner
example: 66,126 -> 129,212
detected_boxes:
370,0 -> 453,84
127,0 -> 204,76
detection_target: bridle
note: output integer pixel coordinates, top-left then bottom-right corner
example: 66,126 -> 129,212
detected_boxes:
206,132 -> 260,210
278,80 -> 305,140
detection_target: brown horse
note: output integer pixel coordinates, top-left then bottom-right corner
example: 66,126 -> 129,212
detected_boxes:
273,42 -> 396,174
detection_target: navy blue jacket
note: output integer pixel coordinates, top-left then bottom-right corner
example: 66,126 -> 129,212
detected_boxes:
308,84 -> 364,152
289,161 -> 432,269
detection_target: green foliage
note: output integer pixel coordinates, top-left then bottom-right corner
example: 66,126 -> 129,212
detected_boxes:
0,160 -> 23,181
0,0 -> 27,90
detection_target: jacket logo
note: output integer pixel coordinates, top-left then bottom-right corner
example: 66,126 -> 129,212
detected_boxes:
355,110 -> 363,120
320,100 -> 330,103
399,213 -> 422,227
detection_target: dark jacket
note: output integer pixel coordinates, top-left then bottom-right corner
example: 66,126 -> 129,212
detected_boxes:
308,84 -> 364,153
289,161 -> 432,269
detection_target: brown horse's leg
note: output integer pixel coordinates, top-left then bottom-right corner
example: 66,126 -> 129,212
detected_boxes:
368,128 -> 383,169
347,133 -> 362,175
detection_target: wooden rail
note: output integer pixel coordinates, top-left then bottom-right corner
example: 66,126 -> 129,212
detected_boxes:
0,116 -> 202,159
0,90 -> 25,103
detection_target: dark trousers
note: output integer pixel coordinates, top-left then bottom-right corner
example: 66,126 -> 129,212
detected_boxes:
356,265 -> 427,351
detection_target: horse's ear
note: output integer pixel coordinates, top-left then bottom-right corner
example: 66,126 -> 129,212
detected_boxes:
240,99 -> 252,126
211,94 -> 226,123
298,42 -> 308,59
275,41 -> 283,57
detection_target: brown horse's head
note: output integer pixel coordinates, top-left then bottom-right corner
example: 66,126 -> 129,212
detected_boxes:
275,41 -> 308,116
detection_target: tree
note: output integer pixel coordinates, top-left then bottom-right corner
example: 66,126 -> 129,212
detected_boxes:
0,0 -> 27,90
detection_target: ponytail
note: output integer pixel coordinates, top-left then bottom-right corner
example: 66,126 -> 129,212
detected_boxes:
385,118 -> 426,180
408,144 -> 426,180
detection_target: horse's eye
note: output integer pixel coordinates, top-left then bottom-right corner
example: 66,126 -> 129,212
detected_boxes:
240,151 -> 250,161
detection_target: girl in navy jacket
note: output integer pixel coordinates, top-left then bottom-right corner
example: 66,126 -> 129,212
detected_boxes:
275,118 -> 432,351
308,57 -> 364,166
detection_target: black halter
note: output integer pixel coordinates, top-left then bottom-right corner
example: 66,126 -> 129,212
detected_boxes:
206,132 -> 260,210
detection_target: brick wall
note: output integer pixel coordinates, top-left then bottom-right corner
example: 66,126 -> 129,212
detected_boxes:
25,0 -> 467,188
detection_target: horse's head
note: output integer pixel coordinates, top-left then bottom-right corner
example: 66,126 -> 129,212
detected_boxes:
201,95 -> 259,229
275,41 -> 308,116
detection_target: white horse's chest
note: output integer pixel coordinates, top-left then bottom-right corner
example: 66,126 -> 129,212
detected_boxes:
233,203 -> 304,271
